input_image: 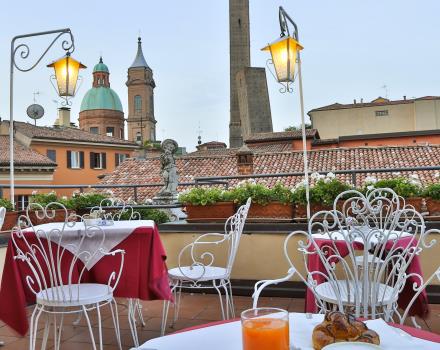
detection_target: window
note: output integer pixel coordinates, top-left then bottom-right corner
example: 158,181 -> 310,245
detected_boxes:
120,128 -> 124,139
90,152 -> 106,169
115,153 -> 129,166
134,95 -> 142,113
67,151 -> 84,169
136,131 -> 142,144
16,195 -> 29,211
150,128 -> 155,141
90,127 -> 99,134
106,127 -> 114,137
46,149 -> 56,162
375,110 -> 389,117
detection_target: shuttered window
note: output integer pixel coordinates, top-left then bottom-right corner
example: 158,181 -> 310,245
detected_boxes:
90,152 -> 107,169
67,151 -> 84,169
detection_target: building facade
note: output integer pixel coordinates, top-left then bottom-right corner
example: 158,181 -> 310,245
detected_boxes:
79,57 -> 125,139
309,96 -> 440,139
126,37 -> 156,145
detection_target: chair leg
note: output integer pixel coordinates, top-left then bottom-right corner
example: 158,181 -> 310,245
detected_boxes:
161,283 -> 178,336
40,314 -> 50,350
53,312 -> 64,350
228,281 -> 235,318
96,303 -> 103,350
173,284 -> 182,324
82,305 -> 97,350
29,305 -> 43,350
135,299 -> 146,327
221,282 -> 230,319
72,312 -> 82,326
127,298 -> 139,348
213,280 -> 225,320
109,299 -> 122,350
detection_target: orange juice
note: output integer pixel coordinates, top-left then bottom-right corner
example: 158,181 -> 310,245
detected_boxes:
242,318 -> 289,350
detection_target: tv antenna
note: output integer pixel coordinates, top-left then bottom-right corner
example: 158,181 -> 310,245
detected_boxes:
381,84 -> 389,99
26,91 -> 44,126
197,122 -> 203,145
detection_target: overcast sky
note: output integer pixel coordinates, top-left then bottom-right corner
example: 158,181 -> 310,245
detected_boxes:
1,0 -> 439,151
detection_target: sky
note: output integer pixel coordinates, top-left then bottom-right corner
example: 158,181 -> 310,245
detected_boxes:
1,0 -> 439,151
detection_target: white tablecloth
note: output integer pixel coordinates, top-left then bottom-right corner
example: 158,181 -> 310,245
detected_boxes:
25,220 -> 154,268
139,313 -> 439,350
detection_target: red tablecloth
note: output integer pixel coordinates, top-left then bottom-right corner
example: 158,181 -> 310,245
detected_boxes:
176,318 -> 440,343
0,225 -> 172,336
305,236 -> 429,317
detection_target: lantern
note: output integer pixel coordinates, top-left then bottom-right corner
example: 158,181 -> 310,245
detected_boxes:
261,35 -> 303,83
47,53 -> 86,97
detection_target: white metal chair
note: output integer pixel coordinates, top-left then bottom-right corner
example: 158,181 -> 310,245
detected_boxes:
12,202 -> 125,350
252,188 -> 438,325
160,198 -> 251,335
0,206 -> 6,231
89,197 -> 141,223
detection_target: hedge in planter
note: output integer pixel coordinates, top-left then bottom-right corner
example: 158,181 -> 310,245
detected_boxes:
230,181 -> 294,221
0,198 -> 18,232
423,183 -> 440,216
178,187 -> 235,222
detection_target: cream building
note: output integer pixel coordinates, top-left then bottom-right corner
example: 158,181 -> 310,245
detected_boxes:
308,96 -> 440,139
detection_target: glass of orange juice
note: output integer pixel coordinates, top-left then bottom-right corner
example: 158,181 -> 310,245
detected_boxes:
241,307 -> 289,350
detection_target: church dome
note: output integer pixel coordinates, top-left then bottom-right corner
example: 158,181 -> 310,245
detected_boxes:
93,57 -> 109,73
80,87 -> 123,112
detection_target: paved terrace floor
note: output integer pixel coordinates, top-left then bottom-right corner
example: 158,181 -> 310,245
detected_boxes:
0,294 -> 439,349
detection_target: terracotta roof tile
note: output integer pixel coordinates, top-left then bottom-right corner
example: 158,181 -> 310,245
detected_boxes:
102,145 -> 440,202
0,136 -> 55,167
244,129 -> 318,143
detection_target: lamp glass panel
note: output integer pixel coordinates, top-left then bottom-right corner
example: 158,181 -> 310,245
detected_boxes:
266,37 -> 302,83
52,56 -> 81,97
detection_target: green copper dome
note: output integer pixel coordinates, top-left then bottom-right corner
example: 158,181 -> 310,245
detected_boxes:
80,87 -> 123,112
93,57 -> 109,73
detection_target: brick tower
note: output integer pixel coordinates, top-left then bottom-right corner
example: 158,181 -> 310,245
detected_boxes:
229,0 -> 250,148
126,37 -> 156,144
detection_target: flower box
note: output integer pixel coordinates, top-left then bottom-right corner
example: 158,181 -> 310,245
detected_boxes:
28,209 -> 75,225
1,211 -> 19,232
426,198 -> 440,217
295,203 -> 332,220
404,197 -> 424,212
248,202 -> 294,222
185,202 -> 235,222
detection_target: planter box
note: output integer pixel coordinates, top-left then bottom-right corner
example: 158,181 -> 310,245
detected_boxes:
1,211 -> 19,232
28,209 -> 75,225
185,202 -> 235,222
404,197 -> 424,212
248,202 -> 294,222
426,198 -> 440,216
295,203 -> 332,220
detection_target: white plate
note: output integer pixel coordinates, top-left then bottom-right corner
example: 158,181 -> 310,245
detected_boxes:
322,342 -> 382,349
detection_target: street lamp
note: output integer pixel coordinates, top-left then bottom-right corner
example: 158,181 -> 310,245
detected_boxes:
262,6 -> 311,220
9,29 -> 85,206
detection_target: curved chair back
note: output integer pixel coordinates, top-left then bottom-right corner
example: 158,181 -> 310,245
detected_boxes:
0,206 -> 6,231
261,188 -> 436,321
11,202 -> 124,303
177,198 -> 252,283
90,197 -> 141,222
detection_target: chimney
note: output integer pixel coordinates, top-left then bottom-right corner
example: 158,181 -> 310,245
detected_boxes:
403,95 -> 407,100
55,107 -> 71,127
353,99 -> 357,104
236,144 -> 254,175
360,98 -> 364,103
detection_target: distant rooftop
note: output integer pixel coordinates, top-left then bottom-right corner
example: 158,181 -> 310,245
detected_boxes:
244,129 -> 319,143
309,96 -> 440,113
0,136 -> 55,167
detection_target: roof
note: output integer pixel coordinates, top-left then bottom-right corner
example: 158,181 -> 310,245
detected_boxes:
80,87 -> 123,112
10,121 -> 137,147
309,96 -> 440,113
0,136 -> 55,167
93,57 -> 109,73
244,129 -> 319,143
130,37 -> 150,69
102,145 -> 440,201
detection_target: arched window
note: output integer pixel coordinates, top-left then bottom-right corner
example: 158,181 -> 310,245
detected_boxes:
134,95 -> 142,113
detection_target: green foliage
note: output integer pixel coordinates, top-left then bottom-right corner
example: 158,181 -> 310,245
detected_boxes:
178,187 -> 231,206
284,123 -> 312,131
30,191 -> 67,209
66,192 -> 108,210
0,198 -> 14,211
119,208 -> 170,224
293,176 -> 352,206
423,183 -> 440,200
229,180 -> 294,206
363,177 -> 422,198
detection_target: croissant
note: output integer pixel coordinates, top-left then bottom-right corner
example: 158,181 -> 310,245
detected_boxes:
312,311 -> 380,350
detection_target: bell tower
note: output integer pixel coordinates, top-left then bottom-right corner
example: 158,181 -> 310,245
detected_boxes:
126,37 -> 156,144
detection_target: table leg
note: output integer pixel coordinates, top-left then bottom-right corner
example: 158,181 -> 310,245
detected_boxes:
127,298 -> 139,348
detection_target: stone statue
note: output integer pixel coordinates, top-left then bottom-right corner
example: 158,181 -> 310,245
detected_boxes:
158,139 -> 179,197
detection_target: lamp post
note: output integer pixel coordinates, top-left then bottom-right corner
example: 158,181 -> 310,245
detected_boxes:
262,6 -> 311,220
9,29 -> 85,206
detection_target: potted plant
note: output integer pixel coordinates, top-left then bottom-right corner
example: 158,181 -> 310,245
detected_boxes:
65,191 -> 109,216
28,191 -> 73,224
363,175 -> 423,211
423,183 -> 440,216
178,187 -> 235,222
0,198 -> 18,232
230,180 -> 294,221
293,173 -> 352,219
119,208 -> 170,224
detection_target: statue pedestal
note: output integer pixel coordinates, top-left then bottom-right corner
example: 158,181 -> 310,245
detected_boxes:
152,194 -> 187,222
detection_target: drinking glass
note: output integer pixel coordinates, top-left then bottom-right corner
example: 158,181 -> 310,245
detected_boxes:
241,307 -> 289,350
